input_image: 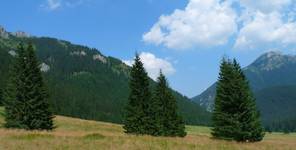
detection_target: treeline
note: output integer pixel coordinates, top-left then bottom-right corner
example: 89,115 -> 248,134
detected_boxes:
265,118 -> 296,133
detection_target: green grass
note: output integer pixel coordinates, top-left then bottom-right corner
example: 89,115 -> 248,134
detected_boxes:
0,107 -> 295,150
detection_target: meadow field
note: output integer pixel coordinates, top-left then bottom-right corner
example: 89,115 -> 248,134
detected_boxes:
0,107 -> 295,150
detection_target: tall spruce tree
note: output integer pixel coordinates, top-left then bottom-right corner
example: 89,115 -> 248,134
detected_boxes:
212,58 -> 264,142
232,59 -> 264,142
4,43 -> 54,130
123,53 -> 152,135
151,71 -> 186,137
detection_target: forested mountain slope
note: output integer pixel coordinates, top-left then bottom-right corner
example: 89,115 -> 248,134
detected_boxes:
0,26 -> 210,125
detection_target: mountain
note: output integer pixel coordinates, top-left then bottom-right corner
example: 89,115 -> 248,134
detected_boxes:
0,26 -> 210,125
192,51 -> 296,128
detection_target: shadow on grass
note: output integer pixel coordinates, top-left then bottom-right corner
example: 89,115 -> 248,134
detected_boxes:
83,133 -> 105,140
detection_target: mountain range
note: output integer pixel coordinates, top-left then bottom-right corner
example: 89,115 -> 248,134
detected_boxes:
0,26 -> 210,125
192,51 -> 296,127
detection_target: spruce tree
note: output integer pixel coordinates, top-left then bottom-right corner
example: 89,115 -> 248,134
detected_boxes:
232,59 -> 264,142
3,43 -> 26,128
123,53 -> 152,135
212,58 -> 234,140
212,58 -> 264,142
151,71 -> 186,137
23,43 -> 54,130
4,43 -> 54,130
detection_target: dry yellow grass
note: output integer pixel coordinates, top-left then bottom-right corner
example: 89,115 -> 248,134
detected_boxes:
0,108 -> 295,150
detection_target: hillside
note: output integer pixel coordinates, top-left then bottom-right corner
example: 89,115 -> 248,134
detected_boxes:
0,26 -> 210,125
192,51 -> 296,128
255,86 -> 296,131
0,107 -> 295,150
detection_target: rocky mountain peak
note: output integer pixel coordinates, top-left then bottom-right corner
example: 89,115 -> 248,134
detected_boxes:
0,25 -> 9,38
0,25 -> 31,38
12,31 -> 30,38
250,51 -> 296,71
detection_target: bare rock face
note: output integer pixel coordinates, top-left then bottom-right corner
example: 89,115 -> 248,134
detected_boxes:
0,26 -> 9,39
70,50 -> 87,56
12,31 -> 30,38
8,50 -> 17,56
248,51 -> 296,72
93,54 -> 107,63
40,63 -> 50,72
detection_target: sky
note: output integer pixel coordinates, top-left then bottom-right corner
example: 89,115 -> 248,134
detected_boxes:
0,0 -> 296,97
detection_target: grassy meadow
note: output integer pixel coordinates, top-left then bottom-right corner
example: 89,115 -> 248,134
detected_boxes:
0,107 -> 295,150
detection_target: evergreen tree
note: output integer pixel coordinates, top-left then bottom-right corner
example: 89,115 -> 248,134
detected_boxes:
0,88 -> 2,105
3,43 -> 26,128
151,71 -> 186,137
4,43 -> 54,130
212,58 -> 264,142
123,53 -> 152,135
232,59 -> 265,142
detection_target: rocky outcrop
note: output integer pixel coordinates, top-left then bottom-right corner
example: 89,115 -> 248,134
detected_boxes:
93,54 -> 107,63
0,26 -> 9,38
40,63 -> 50,72
70,50 -> 87,56
12,31 -> 30,38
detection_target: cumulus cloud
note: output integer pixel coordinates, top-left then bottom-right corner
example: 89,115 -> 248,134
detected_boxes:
123,52 -> 176,80
144,0 -> 296,51
143,0 -> 238,49
235,12 -> 296,50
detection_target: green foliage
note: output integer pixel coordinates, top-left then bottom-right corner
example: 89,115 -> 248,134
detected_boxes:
150,71 -> 186,137
212,58 -> 265,142
3,43 -> 25,128
3,43 -> 54,130
123,54 -> 153,134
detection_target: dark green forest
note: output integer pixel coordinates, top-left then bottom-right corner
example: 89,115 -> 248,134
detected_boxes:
255,85 -> 296,132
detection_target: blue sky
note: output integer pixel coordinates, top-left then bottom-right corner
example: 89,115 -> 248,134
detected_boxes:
1,0 -> 296,97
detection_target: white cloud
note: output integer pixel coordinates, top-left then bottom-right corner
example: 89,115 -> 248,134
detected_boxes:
123,52 -> 176,80
42,0 -> 61,10
41,0 -> 89,11
143,0 -> 296,52
235,12 -> 296,51
143,0 -> 238,49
